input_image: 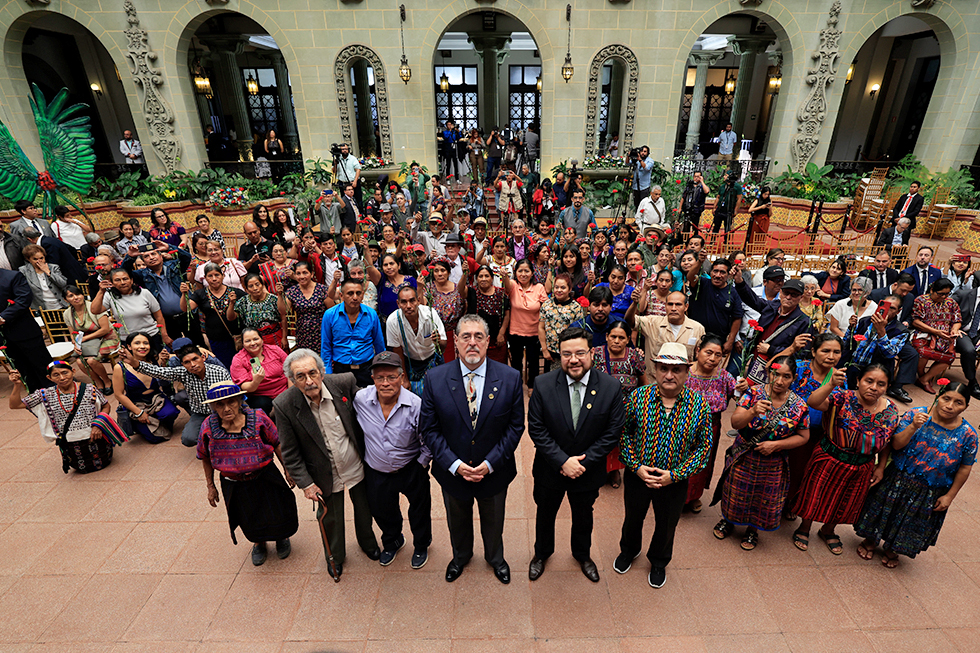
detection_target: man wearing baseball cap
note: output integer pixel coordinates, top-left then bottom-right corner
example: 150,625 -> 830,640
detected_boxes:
615,342 -> 711,589
372,203 -> 401,242
411,212 -> 449,258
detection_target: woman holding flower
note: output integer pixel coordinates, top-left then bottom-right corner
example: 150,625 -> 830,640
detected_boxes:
911,278 -> 961,394
827,276 -> 877,338
799,275 -> 827,332
538,273 -> 585,371
419,257 -> 466,362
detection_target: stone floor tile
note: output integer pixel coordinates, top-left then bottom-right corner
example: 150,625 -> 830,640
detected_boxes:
39,573 -> 161,642
205,573 -> 307,642
530,571 -> 617,639
675,567 -> 779,635
0,574 -> 89,643
100,521 -> 200,575
124,573 -> 234,642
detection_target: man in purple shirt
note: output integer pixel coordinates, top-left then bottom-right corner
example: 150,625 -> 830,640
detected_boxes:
353,351 -> 432,569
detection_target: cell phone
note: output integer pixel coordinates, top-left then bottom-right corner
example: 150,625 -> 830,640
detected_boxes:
250,357 -> 263,375
874,300 -> 891,320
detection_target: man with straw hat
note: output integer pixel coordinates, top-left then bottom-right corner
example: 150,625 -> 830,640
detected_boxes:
614,342 -> 711,589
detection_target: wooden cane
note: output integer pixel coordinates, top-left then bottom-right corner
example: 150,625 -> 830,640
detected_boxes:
315,494 -> 341,582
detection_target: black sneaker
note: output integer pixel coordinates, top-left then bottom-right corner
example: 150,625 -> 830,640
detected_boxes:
251,542 -> 268,566
378,535 -> 405,566
411,549 -> 428,569
648,566 -> 666,588
613,551 -> 640,574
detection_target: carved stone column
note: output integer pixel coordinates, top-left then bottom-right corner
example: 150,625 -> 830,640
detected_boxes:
728,36 -> 774,134
268,53 -> 299,155
469,35 -> 511,129
685,50 -> 725,152
205,38 -> 253,161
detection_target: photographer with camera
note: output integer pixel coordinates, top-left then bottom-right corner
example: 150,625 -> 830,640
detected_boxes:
563,160 -> 585,201
485,127 -> 506,182
677,171 -> 710,241
631,145 -> 655,210
331,142 -> 361,198
439,120 -> 461,180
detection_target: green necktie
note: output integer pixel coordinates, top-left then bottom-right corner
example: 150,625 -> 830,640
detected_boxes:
571,381 -> 583,429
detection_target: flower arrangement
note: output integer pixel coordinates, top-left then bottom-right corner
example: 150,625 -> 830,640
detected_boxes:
359,156 -> 394,170
581,155 -> 630,169
741,182 -> 761,202
208,187 -> 250,210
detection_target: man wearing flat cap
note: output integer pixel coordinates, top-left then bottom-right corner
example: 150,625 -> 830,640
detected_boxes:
614,342 -> 711,590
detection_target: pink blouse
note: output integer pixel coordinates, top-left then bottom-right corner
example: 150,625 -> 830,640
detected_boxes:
230,344 -> 289,398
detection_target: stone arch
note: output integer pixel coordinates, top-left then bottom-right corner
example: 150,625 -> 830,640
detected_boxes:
163,2 -> 308,171
418,1 -> 554,168
334,45 -> 393,160
583,45 -> 638,159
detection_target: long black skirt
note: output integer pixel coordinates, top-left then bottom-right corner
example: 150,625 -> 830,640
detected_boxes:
220,463 -> 299,545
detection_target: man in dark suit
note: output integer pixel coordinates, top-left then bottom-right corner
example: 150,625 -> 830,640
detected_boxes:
275,349 -> 381,578
892,181 -> 924,231
874,218 -> 911,252
419,314 -> 525,584
859,250 -> 900,291
527,327 -> 625,582
0,229 -> 24,271
0,269 -> 53,391
901,245 -> 942,297
954,281 -> 980,399
7,200 -> 53,249
869,272 -> 917,326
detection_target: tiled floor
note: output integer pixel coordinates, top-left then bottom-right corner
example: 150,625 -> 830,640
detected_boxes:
3,237 -> 980,652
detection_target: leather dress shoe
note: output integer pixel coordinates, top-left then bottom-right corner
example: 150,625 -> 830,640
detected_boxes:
364,547 -> 382,561
493,562 -> 511,584
251,542 -> 268,566
580,558 -> 600,583
445,559 -> 466,582
971,384 -> 980,400
887,387 -> 912,404
528,556 -> 546,581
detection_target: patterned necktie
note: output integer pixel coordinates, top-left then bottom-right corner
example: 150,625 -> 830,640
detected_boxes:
570,381 -> 583,429
465,372 -> 479,429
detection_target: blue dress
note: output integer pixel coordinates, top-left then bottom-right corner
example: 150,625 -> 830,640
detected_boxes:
118,364 -> 179,444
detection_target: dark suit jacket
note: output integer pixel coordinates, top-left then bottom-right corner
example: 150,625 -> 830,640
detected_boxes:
419,358 -> 525,500
901,264 -> 942,296
868,285 -> 914,324
858,267 -> 899,291
812,270 -> 852,302
39,235 -> 86,285
527,369 -> 624,492
874,227 -> 910,249
274,373 -> 363,496
956,287 -> 980,340
735,280 -> 812,355
1,232 -> 23,270
0,269 -> 46,344
892,193 -> 924,230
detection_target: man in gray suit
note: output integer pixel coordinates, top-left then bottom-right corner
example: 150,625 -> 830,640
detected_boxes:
8,200 -> 53,249
274,348 -> 380,578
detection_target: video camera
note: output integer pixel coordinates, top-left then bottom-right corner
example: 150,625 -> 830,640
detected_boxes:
329,143 -> 344,160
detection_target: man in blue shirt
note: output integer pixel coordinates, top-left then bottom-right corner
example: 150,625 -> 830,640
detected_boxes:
717,123 -> 737,161
321,278 -> 385,386
124,242 -> 198,342
686,258 -> 743,357
632,145 -> 655,209
570,286 -> 614,347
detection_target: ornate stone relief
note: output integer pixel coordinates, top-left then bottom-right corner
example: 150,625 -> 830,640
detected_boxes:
583,44 -> 638,159
789,1 -> 841,172
334,45 -> 393,160
123,1 -> 180,172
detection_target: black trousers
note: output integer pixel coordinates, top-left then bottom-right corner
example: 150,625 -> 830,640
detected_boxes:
246,394 -> 275,419
619,470 -> 688,569
533,480 -> 600,561
711,211 -> 733,234
633,187 -> 649,210
363,462 -> 432,553
509,333 -> 540,387
443,487 -> 507,567
315,480 -> 379,566
7,335 -> 53,392
956,334 -> 979,385
162,312 -> 203,346
332,361 -> 373,388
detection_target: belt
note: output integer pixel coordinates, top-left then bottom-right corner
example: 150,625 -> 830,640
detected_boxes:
334,360 -> 371,370
820,437 -> 874,466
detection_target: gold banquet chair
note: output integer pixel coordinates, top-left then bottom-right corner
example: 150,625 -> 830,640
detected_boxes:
38,309 -> 77,362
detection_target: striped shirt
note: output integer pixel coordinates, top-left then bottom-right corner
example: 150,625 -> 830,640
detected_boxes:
136,361 -> 231,415
620,386 -> 711,481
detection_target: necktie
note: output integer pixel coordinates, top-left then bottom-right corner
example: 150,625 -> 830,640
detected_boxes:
900,195 -> 913,217
31,220 -> 40,233
970,302 -> 980,340
921,269 -> 928,294
465,372 -> 479,430
879,272 -> 885,289
570,381 -> 583,429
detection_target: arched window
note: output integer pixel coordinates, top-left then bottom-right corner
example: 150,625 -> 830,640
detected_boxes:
584,45 -> 639,159
334,45 -> 393,159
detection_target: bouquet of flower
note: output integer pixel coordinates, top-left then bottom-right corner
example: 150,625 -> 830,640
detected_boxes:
208,187 -> 250,210
359,156 -> 394,170
741,182 -> 761,203
581,155 -> 630,169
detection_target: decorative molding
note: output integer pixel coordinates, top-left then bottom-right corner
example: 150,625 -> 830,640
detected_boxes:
789,0 -> 842,172
123,1 -> 180,172
334,45 -> 393,160
583,44 -> 638,159
910,0 -> 936,7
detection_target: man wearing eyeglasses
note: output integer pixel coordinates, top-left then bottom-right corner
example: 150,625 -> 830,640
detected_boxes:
527,327 -> 625,583
419,314 -> 525,584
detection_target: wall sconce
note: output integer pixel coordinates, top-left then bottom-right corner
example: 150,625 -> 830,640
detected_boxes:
398,5 -> 412,84
561,4 -> 573,82
846,64 -> 854,85
89,82 -> 103,99
536,76 -> 542,92
246,73 -> 259,96
870,83 -> 880,99
768,74 -> 781,92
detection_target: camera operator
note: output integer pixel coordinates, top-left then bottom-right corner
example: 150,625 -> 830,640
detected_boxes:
405,161 -> 431,216
485,127 -> 506,182
439,120 -> 461,180
677,170 -> 709,241
332,143 -> 361,199
631,145 -> 655,210
564,161 -> 585,200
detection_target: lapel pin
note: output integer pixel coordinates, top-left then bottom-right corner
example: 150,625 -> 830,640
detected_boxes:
489,394 -> 494,399
591,389 -> 596,395
586,403 -> 592,409
493,387 -> 498,392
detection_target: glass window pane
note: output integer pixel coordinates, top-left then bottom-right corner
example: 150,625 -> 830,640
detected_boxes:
602,64 -> 612,85
465,67 -> 477,85
447,67 -> 463,85
510,67 -> 522,85
366,67 -> 375,86
527,66 -> 541,81
258,69 -> 276,87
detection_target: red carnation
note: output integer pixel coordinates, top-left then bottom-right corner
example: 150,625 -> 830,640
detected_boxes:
754,325 -> 764,332
771,363 -> 782,371
633,264 -> 643,272
675,179 -> 682,184
576,296 -> 590,308
420,270 -> 429,278
611,189 -> 618,194
748,319 -> 760,329
0,346 -> 6,350
588,223 -> 597,229
86,257 -> 95,263
937,378 -> 951,386
634,236 -> 644,244
6,300 -> 13,305
866,265 -> 875,271
853,335 -> 867,342
812,298 -> 823,306
112,323 -> 123,329
664,228 -> 673,235
341,396 -> 348,403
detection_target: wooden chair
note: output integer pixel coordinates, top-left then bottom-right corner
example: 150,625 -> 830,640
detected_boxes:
38,309 -> 75,362
286,310 -> 297,352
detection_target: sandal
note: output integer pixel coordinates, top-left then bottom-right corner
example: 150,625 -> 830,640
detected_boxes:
713,519 -> 734,540
686,499 -> 703,514
740,529 -> 759,551
857,539 -> 875,561
792,529 -> 809,551
882,550 -> 900,569
818,530 -> 843,555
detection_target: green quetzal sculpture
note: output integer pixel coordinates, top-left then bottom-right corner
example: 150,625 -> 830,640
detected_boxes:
0,83 -> 97,226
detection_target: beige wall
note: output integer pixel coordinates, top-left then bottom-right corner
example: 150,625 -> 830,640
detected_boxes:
2,0 -> 980,180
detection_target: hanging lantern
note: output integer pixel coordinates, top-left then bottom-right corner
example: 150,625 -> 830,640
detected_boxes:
397,5 -> 411,84
246,72 -> 259,96
440,70 -> 450,92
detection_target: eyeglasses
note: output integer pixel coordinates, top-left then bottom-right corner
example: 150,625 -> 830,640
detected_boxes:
560,350 -> 591,360
373,374 -> 401,384
292,370 -> 322,382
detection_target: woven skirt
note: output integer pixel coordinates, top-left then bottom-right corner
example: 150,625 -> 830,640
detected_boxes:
58,437 -> 113,474
719,444 -> 788,531
854,466 -> 949,558
220,463 -> 299,545
792,442 -> 873,525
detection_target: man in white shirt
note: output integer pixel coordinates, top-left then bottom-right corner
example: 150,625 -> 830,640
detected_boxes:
119,130 -> 143,165
635,185 -> 666,232
386,286 -> 448,388
410,213 -> 449,258
332,143 -> 361,189
717,123 -> 737,161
